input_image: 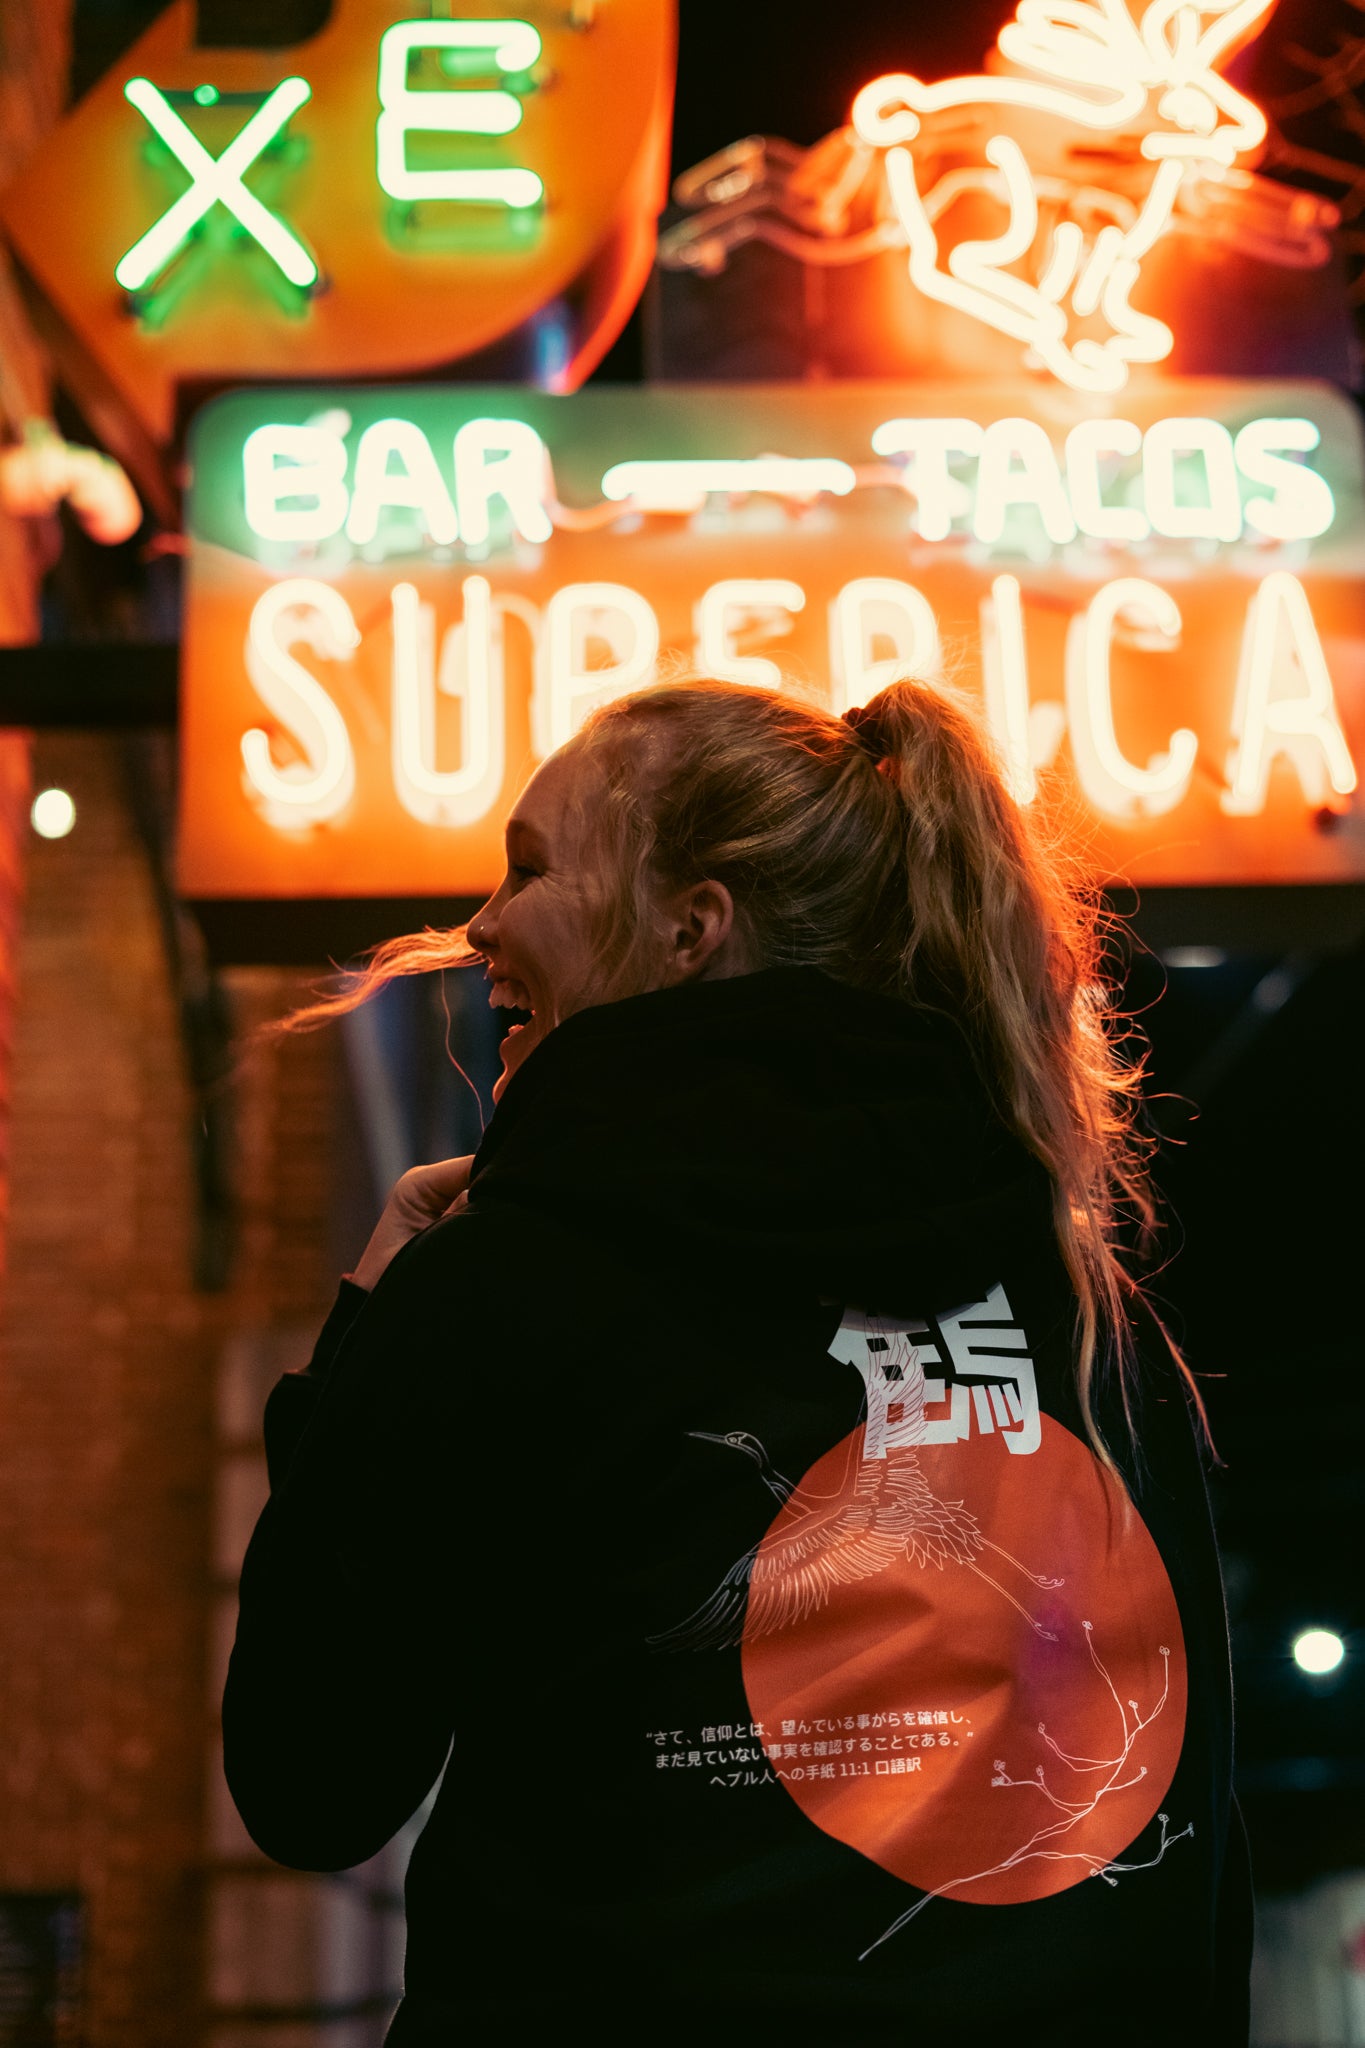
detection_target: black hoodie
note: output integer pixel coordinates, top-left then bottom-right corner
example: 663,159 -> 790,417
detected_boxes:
223,967 -> 1250,2046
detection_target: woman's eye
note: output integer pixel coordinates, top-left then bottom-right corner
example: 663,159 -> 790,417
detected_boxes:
509,863 -> 539,882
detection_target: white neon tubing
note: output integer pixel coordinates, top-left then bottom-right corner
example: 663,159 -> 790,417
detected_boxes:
881,145 -> 1073,377
695,580 -> 806,690
376,20 -> 544,208
1065,419 -> 1149,542
116,75 -> 316,291
830,578 -> 940,712
1137,0 -> 1271,162
1222,572 -> 1358,814
599,459 -> 855,513
947,134 -> 1042,301
851,5 -> 1268,166
973,418 -> 1078,546
241,579 -> 358,826
390,577 -> 505,828
979,574 -> 1035,804
1143,417 -> 1243,542
536,584 -> 659,754
1035,218 -> 1084,303
871,419 -> 983,542
1064,578 -> 1196,819
453,418 -> 553,546
852,65 -> 1144,149
345,419 -> 459,547
386,168 -> 543,207
1233,419 -> 1335,542
853,0 -> 1273,399
1071,226 -> 1121,321
885,141 -> 1176,396
243,423 -> 350,543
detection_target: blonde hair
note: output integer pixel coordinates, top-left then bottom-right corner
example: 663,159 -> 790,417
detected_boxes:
284,672 -> 1196,1461
573,676 -> 1179,1461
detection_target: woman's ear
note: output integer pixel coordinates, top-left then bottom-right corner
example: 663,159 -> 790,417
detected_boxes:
659,878 -> 741,980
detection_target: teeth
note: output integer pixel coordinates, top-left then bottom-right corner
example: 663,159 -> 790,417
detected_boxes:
488,978 -> 533,1013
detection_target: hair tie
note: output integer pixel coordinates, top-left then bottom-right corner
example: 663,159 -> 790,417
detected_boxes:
842,703 -> 888,761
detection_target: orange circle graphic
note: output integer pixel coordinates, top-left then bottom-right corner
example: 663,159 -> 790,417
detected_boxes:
742,1415 -> 1186,1909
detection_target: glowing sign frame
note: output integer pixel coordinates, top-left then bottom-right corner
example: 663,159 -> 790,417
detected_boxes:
179,380 -> 1365,903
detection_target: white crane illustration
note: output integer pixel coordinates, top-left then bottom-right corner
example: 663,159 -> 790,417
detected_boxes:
649,1319 -> 1064,1652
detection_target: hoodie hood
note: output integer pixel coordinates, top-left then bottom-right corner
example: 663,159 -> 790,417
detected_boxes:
469,966 -> 1057,1312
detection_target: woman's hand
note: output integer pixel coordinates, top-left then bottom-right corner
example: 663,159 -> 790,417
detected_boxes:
350,1156 -> 475,1292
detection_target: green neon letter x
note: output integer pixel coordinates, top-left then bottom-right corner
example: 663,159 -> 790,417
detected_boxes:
115,75 -> 317,294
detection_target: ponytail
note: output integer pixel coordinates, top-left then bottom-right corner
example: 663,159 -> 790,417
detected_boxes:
580,673 -> 1193,1462
849,679 -> 1163,1461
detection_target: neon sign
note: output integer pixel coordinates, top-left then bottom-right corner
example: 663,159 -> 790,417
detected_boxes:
179,381 -> 1365,902
118,20 -> 549,311
374,19 -> 544,209
115,75 -> 318,297
850,0 -> 1278,391
0,0 -> 677,484
236,409 -> 1337,552
242,579 -> 360,827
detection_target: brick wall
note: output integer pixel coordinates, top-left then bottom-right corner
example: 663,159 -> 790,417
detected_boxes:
0,730 -> 217,2043
0,730 -> 366,2046
0,11 -> 412,2040
0,0 -> 69,1295
203,979 -> 409,2048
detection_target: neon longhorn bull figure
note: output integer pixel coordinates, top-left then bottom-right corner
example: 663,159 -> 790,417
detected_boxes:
851,0 -> 1283,393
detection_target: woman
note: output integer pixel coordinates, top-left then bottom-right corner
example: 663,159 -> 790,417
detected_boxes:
223,676 -> 1251,2045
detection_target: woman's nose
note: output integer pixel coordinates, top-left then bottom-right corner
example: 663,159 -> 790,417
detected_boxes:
466,893 -> 499,953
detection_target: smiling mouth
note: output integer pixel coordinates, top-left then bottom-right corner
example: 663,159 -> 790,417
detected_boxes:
488,978 -> 538,1056
490,994 -> 537,1102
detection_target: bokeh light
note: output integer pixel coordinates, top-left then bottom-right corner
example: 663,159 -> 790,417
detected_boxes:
30,788 -> 76,840
1292,1629 -> 1345,1676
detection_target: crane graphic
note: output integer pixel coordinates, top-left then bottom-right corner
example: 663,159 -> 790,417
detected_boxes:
649,1315 -> 1064,1653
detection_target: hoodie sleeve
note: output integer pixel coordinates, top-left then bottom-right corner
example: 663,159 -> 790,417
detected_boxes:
222,1221 -> 480,1873
261,1278 -> 370,1492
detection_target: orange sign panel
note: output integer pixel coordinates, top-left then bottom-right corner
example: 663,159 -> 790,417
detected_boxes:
0,2 -> 674,486
179,380 -> 1365,900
